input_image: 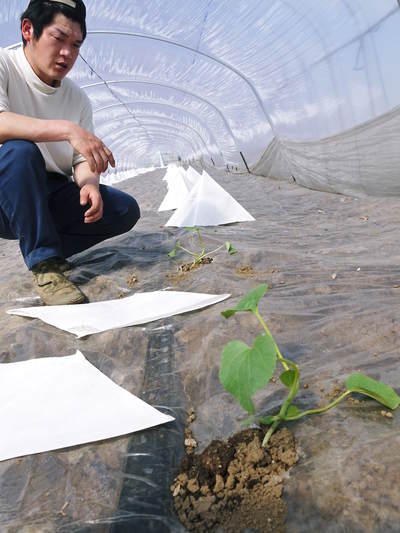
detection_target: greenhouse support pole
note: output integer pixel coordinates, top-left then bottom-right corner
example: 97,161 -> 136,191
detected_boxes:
240,151 -> 250,173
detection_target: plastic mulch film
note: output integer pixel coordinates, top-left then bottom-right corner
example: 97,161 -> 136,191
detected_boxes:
0,167 -> 400,531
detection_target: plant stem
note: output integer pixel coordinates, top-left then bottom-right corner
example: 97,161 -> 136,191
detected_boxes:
196,229 -> 206,257
253,308 -> 289,371
207,244 -> 224,256
262,358 -> 299,447
283,390 -> 352,421
177,244 -> 199,259
263,419 -> 281,445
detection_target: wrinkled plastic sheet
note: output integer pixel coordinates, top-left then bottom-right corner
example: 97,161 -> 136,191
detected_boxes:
5,2 -> 399,170
252,106 -> 400,197
1,166 -> 400,532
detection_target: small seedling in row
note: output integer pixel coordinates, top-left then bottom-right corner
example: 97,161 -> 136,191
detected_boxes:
168,226 -> 237,267
219,284 -> 400,447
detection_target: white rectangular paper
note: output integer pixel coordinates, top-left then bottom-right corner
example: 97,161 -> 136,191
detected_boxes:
0,351 -> 174,462
7,290 -> 230,338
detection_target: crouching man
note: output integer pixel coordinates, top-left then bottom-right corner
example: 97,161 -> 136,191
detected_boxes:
0,0 -> 140,305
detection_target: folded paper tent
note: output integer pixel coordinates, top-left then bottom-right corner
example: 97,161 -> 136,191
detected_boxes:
165,170 -> 255,227
158,165 -> 194,211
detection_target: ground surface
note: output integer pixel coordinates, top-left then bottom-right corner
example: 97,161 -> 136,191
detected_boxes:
1,166 -> 400,532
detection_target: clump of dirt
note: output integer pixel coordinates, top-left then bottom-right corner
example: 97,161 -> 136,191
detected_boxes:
171,427 -> 298,532
184,408 -> 198,454
180,256 -> 213,272
126,273 -> 137,288
165,257 -> 214,284
236,265 -> 255,276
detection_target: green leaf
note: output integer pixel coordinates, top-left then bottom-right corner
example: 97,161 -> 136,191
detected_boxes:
221,308 -> 236,319
258,415 -> 276,425
219,333 -> 277,414
280,370 -> 296,388
168,241 -> 181,258
225,241 -> 238,255
346,373 -> 400,410
286,405 -> 300,417
221,284 -> 268,318
259,405 -> 300,424
184,226 -> 199,233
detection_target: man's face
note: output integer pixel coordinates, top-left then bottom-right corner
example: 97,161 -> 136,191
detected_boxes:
22,13 -> 83,86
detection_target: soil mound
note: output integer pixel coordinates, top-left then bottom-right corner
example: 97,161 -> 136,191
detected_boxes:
171,427 -> 298,532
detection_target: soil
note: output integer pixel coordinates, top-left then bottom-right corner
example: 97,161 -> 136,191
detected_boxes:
164,256 -> 214,284
180,256 -> 213,272
170,427 -> 298,532
236,264 -> 255,276
126,273 -> 137,288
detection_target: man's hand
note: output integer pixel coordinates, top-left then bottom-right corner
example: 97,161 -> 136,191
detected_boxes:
80,183 -> 103,223
74,162 -> 104,223
68,123 -> 115,175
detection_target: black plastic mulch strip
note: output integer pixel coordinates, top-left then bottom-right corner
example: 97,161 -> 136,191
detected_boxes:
110,322 -> 187,533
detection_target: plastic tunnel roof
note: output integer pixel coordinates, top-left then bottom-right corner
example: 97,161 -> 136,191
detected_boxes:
1,1 -> 400,189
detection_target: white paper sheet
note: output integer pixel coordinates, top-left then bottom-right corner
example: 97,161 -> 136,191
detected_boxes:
7,290 -> 230,338
0,351 -> 174,462
165,170 -> 255,227
158,165 -> 192,211
185,165 -> 202,188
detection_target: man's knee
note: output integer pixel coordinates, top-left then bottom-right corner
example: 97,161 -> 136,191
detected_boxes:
115,194 -> 140,234
99,186 -> 140,236
1,140 -> 44,163
124,195 -> 140,230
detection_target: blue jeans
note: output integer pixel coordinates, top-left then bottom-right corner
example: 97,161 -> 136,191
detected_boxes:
0,140 -> 140,269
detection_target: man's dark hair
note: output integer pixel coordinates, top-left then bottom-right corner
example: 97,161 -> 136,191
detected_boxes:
20,0 -> 86,46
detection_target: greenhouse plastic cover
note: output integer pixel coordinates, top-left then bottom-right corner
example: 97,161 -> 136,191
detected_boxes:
2,0 -> 400,195
1,1 -> 400,532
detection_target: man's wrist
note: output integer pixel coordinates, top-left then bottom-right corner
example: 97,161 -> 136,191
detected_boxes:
79,178 -> 100,189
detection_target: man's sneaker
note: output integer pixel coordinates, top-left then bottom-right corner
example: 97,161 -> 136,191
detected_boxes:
32,258 -> 87,305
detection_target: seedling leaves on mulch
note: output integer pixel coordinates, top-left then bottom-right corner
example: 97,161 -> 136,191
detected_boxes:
225,241 -> 237,255
346,373 -> 400,410
168,241 -> 180,258
219,333 -> 276,414
280,370 -> 296,388
286,405 -> 300,417
221,284 -> 268,318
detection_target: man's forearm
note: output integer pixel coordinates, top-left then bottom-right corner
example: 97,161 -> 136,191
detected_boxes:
0,111 -> 72,144
0,111 -> 115,176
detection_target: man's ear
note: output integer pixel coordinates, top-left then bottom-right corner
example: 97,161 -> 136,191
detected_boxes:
21,18 -> 34,44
